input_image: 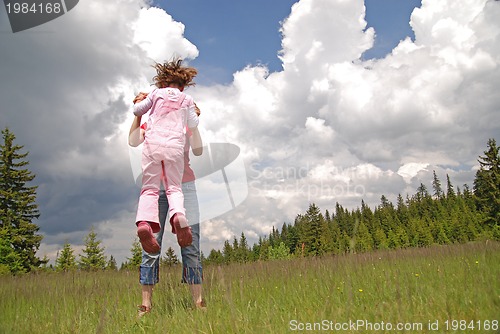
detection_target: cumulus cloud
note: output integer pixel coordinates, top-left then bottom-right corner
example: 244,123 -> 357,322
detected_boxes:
132,6 -> 198,61
397,162 -> 430,183
189,0 -> 499,248
1,0 -> 498,264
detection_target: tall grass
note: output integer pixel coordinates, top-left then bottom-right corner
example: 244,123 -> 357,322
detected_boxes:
1,241 -> 498,333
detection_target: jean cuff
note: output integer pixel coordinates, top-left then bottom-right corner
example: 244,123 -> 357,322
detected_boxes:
139,264 -> 159,285
182,266 -> 203,284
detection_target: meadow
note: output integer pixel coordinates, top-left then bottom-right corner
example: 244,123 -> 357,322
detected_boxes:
0,241 -> 499,334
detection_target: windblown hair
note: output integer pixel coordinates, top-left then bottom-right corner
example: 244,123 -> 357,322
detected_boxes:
152,58 -> 197,89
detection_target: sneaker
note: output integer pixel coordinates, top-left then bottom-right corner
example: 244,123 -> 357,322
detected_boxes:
137,222 -> 160,254
137,305 -> 151,318
170,214 -> 192,247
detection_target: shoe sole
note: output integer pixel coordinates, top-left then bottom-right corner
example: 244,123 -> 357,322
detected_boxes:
137,224 -> 160,253
172,215 -> 192,247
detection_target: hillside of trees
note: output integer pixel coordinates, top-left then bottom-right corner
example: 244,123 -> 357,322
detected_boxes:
204,138 -> 500,264
0,124 -> 498,273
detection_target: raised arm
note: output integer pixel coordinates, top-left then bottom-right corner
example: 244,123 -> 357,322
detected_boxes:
189,102 -> 203,156
129,92 -> 148,147
186,99 -> 200,130
128,115 -> 145,147
190,127 -> 203,156
133,90 -> 154,116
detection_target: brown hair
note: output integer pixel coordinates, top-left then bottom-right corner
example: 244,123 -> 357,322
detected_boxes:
152,58 -> 197,89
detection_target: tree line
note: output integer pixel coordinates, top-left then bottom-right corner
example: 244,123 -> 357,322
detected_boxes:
0,125 -> 499,273
203,138 -> 500,264
52,227 -> 180,272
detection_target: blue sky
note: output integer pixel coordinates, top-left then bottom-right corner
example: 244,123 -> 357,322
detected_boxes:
363,0 -> 422,59
157,0 -> 422,84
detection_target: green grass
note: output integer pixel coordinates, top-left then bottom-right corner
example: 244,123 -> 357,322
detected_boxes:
1,241 -> 499,333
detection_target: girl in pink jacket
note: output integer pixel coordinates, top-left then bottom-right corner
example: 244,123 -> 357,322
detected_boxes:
133,59 -> 200,253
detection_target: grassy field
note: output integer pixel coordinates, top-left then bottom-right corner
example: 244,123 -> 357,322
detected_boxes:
0,241 -> 499,333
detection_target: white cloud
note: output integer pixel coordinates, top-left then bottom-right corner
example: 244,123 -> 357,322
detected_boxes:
397,162 -> 430,183
132,6 -> 199,62
305,117 -> 334,140
201,219 -> 234,243
189,0 -> 498,241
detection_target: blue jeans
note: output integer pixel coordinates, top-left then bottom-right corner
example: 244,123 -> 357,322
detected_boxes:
139,181 -> 203,285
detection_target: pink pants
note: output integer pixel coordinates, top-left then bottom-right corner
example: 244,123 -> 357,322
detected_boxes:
135,141 -> 185,233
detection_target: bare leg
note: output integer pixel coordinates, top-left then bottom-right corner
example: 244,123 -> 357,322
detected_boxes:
142,284 -> 153,308
190,284 -> 205,309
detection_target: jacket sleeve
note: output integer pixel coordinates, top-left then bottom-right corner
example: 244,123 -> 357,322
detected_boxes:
133,90 -> 155,116
186,101 -> 199,129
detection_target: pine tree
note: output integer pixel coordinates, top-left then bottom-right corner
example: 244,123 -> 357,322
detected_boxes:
379,195 -> 392,209
249,243 -> 260,261
162,246 -> 179,267
257,236 -> 270,260
428,214 -> 448,244
373,228 -> 388,250
387,229 -> 400,249
415,218 -> 434,247
396,194 -> 409,225
329,220 -> 343,254
301,203 -> 325,255
238,232 -> 250,262
376,196 -> 397,233
432,170 -> 443,200
0,228 -> 23,274
268,226 -> 280,248
319,217 -> 334,254
206,249 -> 224,265
360,200 -> 374,230
78,227 -> 106,271
474,138 -> 500,225
222,240 -> 233,264
354,221 -> 373,253
280,223 -> 288,244
39,255 -> 51,272
324,209 -> 331,223
268,242 -> 291,260
0,128 -> 44,273
55,242 -> 76,272
335,203 -> 353,236
125,239 -> 142,269
285,223 -> 299,254
446,174 -> 456,200
396,226 -> 410,248
455,190 -> 481,240
339,231 -> 351,253
107,255 -> 118,271
231,236 -> 240,262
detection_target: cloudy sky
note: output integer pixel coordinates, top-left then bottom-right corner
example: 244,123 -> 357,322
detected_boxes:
1,0 -> 498,265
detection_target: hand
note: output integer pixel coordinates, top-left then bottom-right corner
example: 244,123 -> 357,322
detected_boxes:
133,92 -> 148,104
194,102 -> 201,116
